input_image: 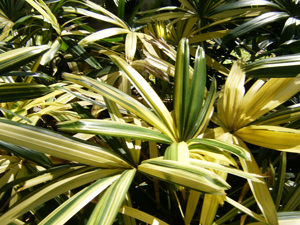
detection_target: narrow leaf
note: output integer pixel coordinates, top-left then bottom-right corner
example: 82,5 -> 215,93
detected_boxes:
187,138 -> 251,160
0,83 -> 53,102
87,169 -> 136,225
63,72 -> 175,142
174,38 -> 190,140
222,12 -> 289,43
58,119 -> 173,145
139,158 -> 230,194
235,125 -> 300,153
39,175 -> 120,225
0,45 -> 49,75
0,118 -> 130,168
0,168 -> 124,224
119,205 -> 168,225
107,53 -> 177,141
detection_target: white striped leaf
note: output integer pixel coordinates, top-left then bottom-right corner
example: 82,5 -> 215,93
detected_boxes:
58,119 -> 173,145
187,138 -> 251,160
0,118 -> 130,168
138,158 -> 230,194
87,169 -> 136,225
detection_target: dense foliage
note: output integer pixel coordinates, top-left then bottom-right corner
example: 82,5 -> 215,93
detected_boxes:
1,0 -> 300,224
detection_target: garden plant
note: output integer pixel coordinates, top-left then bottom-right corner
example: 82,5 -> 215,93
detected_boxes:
1,0 -> 300,224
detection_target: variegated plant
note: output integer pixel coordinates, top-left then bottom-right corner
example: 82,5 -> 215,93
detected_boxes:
1,0 -> 300,224
204,60 -> 300,225
0,37 -> 262,224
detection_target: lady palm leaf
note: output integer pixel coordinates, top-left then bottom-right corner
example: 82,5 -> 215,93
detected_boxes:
0,0 -> 26,40
223,0 -> 300,43
136,0 -> 278,45
0,83 -> 53,102
208,60 -> 300,224
62,73 -> 176,142
138,158 -> 230,195
87,169 -> 136,225
174,38 -> 190,140
244,53 -> 300,78
58,119 -> 173,145
26,0 -> 61,35
107,53 -> 177,140
39,175 -> 121,225
0,45 -> 49,75
0,167 -> 125,224
0,118 -> 131,168
118,205 -> 168,225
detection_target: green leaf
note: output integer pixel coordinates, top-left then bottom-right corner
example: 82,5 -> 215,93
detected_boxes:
187,138 -> 251,160
40,37 -> 62,66
174,38 -> 190,140
125,32 -> 137,63
0,45 -> 49,75
62,73 -> 176,142
273,152 -> 286,210
184,190 -> 201,225
0,83 -> 53,102
58,119 -> 173,145
139,158 -> 230,194
253,104 -> 300,126
207,0 -> 281,17
244,53 -> 300,78
0,118 -> 130,168
281,176 -> 300,211
62,36 -> 102,69
26,0 -> 61,35
78,28 -> 130,46
0,107 -> 31,123
54,85 -> 106,109
107,53 -> 177,141
237,139 -> 278,225
128,0 -> 145,24
246,212 -> 300,225
189,158 -> 263,182
62,6 -> 125,28
164,141 -> 190,191
0,164 -> 72,194
117,0 -> 125,20
222,12 -> 289,43
187,77 -> 216,140
80,0 -> 129,29
225,196 -> 267,224
39,175 -> 120,225
164,142 -> 189,163
87,169 -> 136,225
213,196 -> 255,225
280,17 -> 297,43
0,140 -> 52,168
2,71 -> 54,80
0,168 -> 124,224
118,205 -> 168,225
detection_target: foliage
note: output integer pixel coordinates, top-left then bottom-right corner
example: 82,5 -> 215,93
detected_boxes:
1,0 -> 300,224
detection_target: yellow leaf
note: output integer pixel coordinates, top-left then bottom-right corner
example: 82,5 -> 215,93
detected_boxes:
217,60 -> 245,130
238,75 -> 300,128
233,136 -> 278,225
235,125 -> 300,152
119,205 -> 168,225
125,32 -> 137,63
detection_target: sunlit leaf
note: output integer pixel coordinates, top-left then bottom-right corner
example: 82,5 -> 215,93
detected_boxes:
139,158 -> 230,194
39,175 -> 120,225
0,45 -> 49,75
0,118 -> 130,168
58,119 -> 173,144
87,169 -> 136,225
187,138 -> 251,160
